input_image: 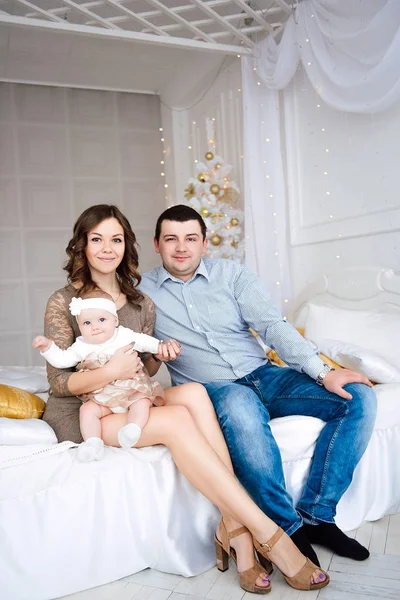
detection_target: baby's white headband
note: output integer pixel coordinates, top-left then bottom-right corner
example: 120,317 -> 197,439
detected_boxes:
69,297 -> 118,318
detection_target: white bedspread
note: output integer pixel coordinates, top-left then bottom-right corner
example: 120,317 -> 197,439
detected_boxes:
0,443 -> 220,600
1,364 -> 399,600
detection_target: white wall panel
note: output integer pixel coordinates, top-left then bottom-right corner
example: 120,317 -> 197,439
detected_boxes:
70,128 -> 119,178
122,180 -> 164,222
0,82 -> 12,120
0,179 -> 18,225
18,125 -> 68,177
73,180 -> 121,214
117,94 -> 161,128
119,130 -> 161,179
0,231 -> 22,278
24,231 -> 71,278
0,282 -> 26,331
285,68 -> 400,299
0,126 -> 15,174
15,84 -> 65,123
68,89 -> 115,127
21,180 -> 71,226
0,82 -> 165,365
1,334 -> 30,366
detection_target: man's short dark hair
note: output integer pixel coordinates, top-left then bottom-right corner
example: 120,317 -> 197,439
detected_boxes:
155,204 -> 207,241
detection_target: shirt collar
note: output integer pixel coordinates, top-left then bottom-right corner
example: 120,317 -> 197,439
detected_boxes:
156,259 -> 210,288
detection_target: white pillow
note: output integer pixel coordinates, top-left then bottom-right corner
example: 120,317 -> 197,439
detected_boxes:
318,339 -> 400,384
0,368 -> 49,394
0,417 -> 58,445
304,304 -> 400,370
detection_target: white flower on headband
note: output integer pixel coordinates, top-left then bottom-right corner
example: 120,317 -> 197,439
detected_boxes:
69,297 -> 83,316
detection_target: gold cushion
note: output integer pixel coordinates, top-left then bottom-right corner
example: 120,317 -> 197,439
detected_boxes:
0,384 -> 46,419
257,326 -> 343,370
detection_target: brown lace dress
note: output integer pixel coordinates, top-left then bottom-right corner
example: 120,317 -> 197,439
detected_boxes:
42,284 -> 157,443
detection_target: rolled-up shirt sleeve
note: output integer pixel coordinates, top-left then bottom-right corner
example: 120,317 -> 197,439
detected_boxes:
233,266 -> 325,380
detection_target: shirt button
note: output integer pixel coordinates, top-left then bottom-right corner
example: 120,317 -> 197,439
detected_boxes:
196,326 -> 200,330
189,304 -> 193,308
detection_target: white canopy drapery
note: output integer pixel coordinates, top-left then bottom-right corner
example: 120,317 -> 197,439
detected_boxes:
243,0 -> 400,309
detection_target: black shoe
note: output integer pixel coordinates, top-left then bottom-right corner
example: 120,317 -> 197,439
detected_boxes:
304,522 -> 370,560
290,526 -> 320,567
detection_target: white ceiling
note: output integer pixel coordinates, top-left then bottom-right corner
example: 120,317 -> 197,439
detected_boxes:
0,0 -> 294,102
0,21 -> 232,103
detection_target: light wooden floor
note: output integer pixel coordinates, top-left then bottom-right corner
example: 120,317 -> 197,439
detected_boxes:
61,514 -> 400,600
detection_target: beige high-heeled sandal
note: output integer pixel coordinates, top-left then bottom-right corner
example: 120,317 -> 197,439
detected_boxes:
253,527 -> 330,591
215,520 -> 272,595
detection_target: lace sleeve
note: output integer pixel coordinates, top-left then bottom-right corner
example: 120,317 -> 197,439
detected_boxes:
139,295 -> 156,361
44,291 -> 75,397
141,296 -> 156,337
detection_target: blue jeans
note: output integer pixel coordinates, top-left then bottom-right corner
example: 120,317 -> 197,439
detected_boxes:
205,363 -> 377,536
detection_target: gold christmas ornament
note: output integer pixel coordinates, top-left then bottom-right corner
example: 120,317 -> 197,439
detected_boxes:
205,151 -> 214,161
200,207 -> 211,218
210,184 -> 220,195
197,172 -> 209,183
230,218 -> 239,227
211,211 -> 224,224
210,234 -> 222,246
184,183 -> 196,200
220,187 -> 239,204
215,163 -> 222,170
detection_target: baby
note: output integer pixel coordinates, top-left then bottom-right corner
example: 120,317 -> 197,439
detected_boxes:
33,292 -> 181,461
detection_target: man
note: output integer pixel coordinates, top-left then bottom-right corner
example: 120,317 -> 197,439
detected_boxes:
141,204 -> 377,565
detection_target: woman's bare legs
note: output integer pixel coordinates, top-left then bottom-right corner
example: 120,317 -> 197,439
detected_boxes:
164,383 -> 269,586
164,383 -> 232,466
101,401 -> 326,585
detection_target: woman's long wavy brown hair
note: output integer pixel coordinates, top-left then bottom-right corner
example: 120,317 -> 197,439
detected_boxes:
64,204 -> 144,309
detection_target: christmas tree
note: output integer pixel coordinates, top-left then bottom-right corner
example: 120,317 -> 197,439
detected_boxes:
184,123 -> 245,262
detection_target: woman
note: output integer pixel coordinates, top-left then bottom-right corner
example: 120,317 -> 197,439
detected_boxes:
43,204 -> 329,595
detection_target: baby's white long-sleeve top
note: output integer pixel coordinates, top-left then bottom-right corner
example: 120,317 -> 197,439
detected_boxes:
41,325 -> 160,369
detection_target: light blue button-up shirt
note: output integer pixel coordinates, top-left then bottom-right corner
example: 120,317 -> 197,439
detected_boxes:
140,258 -> 324,386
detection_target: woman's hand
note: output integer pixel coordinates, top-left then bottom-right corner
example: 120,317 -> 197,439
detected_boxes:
107,344 -> 141,380
154,340 -> 182,363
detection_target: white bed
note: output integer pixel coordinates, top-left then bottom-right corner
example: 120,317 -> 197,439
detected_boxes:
1,266 -> 400,600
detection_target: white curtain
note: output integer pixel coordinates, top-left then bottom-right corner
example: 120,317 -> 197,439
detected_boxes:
243,0 -> 400,309
242,75 -> 292,314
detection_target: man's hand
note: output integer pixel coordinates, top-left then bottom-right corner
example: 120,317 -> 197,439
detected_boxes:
323,368 -> 373,400
154,340 -> 182,362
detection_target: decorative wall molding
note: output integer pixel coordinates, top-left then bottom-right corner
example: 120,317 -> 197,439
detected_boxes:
284,73 -> 400,247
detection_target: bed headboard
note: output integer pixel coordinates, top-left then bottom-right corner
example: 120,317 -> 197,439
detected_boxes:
290,267 -> 400,328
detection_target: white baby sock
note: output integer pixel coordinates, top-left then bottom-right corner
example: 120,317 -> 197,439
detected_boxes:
77,437 -> 105,462
118,423 -> 142,449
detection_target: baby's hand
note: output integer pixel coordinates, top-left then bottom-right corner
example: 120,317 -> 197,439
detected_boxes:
32,335 -> 52,352
155,340 -> 182,362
